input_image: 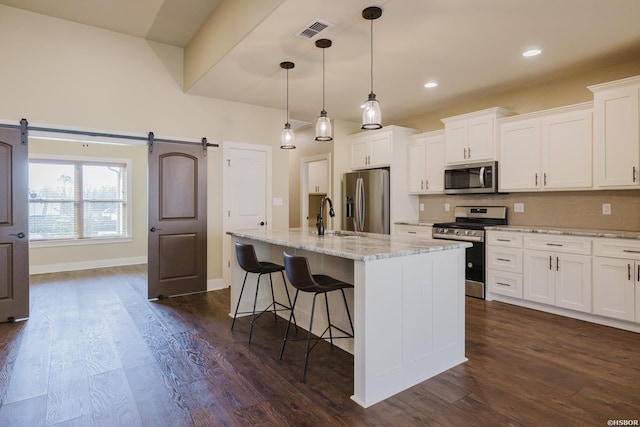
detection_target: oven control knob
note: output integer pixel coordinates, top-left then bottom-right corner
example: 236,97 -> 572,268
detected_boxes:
454,230 -> 459,235
464,230 -> 470,235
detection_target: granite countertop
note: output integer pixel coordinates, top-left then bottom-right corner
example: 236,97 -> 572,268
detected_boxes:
394,220 -> 434,227
488,225 -> 640,240
227,228 -> 470,261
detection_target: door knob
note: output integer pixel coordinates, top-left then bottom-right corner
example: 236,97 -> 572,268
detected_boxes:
259,221 -> 265,226
10,232 -> 26,239
150,227 -> 163,232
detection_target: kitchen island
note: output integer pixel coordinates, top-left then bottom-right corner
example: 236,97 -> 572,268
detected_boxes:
227,228 -> 471,408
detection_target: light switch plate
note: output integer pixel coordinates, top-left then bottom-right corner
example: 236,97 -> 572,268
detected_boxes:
444,203 -> 450,212
602,203 -> 611,215
419,203 -> 425,211
273,197 -> 283,206
514,203 -> 524,213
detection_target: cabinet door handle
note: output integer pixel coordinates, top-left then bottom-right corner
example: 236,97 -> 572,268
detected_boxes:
634,166 -> 637,183
408,231 -> 417,234
496,238 -> 511,242
637,264 -> 639,282
623,249 -> 640,254
546,243 -> 563,247
535,173 -> 538,186
544,173 -> 547,186
421,180 -> 424,190
425,179 -> 429,190
496,258 -> 511,262
463,147 -> 467,159
629,263 -> 632,281
549,256 -> 552,270
496,282 -> 511,287
556,256 -> 559,271
468,147 -> 471,158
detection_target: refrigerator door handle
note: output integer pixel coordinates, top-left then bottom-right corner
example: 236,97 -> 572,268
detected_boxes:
356,177 -> 365,232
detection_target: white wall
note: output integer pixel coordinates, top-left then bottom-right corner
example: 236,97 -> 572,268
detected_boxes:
0,5 -> 290,280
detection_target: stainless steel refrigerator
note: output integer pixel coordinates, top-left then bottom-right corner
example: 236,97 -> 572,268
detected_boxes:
342,169 -> 390,234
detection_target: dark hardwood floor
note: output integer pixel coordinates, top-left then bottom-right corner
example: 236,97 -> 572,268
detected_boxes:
0,265 -> 638,426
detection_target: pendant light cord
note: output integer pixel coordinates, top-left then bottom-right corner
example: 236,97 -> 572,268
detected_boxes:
370,18 -> 374,94
322,47 -> 326,111
286,68 -> 290,124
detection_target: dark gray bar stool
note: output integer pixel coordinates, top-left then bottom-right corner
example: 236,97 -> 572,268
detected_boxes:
231,242 -> 296,343
280,251 -> 354,382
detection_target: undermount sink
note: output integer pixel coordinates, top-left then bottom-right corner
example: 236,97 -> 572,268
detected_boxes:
311,230 -> 363,238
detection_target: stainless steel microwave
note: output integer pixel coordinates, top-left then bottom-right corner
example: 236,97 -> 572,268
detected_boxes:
444,161 -> 498,194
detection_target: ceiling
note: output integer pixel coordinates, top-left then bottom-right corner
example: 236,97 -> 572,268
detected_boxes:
3,0 -> 640,126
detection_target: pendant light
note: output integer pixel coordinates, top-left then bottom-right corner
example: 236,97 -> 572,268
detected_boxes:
280,61 -> 296,149
361,6 -> 383,130
315,38 -> 333,141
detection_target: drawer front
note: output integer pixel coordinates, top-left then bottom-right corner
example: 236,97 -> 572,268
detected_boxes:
487,231 -> 523,248
487,269 -> 523,299
487,246 -> 523,273
524,234 -> 591,255
395,224 -> 433,237
593,238 -> 640,260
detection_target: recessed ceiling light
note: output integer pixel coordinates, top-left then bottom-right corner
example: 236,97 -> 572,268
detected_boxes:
424,82 -> 438,88
522,49 -> 542,57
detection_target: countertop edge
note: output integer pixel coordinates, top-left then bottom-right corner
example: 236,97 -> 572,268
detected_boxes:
487,225 -> 640,240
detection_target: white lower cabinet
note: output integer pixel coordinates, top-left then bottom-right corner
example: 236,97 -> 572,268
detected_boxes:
523,235 -> 592,313
487,232 -> 523,298
593,239 -> 640,322
523,250 -> 592,312
394,224 -> 433,238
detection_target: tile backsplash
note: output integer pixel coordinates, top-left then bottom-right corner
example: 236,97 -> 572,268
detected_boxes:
419,190 -> 640,231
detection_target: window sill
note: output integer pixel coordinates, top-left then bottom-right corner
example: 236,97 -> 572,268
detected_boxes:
29,236 -> 133,248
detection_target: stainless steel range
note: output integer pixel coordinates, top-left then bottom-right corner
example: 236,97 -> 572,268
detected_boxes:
432,206 -> 507,299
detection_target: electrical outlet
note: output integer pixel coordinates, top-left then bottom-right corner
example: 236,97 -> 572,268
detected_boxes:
444,203 -> 450,212
602,203 -> 611,215
419,203 -> 425,212
514,203 -> 524,213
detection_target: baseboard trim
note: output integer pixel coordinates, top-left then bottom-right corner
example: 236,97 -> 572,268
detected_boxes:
29,256 -> 148,275
207,278 -> 226,291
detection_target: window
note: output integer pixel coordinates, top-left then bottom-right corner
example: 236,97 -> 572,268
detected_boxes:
29,159 -> 129,241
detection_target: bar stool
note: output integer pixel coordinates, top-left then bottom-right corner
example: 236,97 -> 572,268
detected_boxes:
231,242 -> 296,343
280,252 -> 354,383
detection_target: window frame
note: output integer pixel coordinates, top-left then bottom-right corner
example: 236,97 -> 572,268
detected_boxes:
28,154 -> 133,247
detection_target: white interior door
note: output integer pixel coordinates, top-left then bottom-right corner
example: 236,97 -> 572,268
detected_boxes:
222,142 -> 271,289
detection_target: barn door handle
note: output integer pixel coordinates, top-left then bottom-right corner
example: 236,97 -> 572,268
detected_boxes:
10,232 -> 26,239
149,227 -> 163,232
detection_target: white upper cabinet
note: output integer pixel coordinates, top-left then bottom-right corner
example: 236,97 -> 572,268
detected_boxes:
442,107 -> 514,165
589,75 -> 640,189
308,159 -> 328,194
498,103 -> 593,192
350,131 -> 392,170
407,130 -> 445,194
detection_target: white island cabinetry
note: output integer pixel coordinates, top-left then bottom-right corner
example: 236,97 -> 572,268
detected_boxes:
227,228 -> 469,408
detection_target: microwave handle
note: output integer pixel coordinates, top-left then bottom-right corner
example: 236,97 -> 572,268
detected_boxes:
479,166 -> 486,188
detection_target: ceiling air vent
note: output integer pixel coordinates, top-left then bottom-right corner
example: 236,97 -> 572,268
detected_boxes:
295,19 -> 333,39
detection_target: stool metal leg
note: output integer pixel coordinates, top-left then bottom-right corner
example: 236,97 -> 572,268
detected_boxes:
269,273 -> 278,322
324,293 -> 334,347
248,273 -> 263,344
341,289 -> 354,336
302,292 -> 319,383
280,290 -> 299,360
280,271 -> 298,331
231,272 -> 249,331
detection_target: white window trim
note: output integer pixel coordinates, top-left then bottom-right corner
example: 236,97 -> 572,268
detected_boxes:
28,153 -> 133,246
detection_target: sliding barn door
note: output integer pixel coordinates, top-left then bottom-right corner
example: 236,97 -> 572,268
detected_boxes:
148,141 -> 207,299
0,126 -> 29,321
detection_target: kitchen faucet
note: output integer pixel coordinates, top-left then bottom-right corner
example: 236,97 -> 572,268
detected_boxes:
316,196 -> 335,235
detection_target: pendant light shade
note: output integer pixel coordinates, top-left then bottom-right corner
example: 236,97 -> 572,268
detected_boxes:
315,38 -> 333,141
361,6 -> 383,130
280,61 -> 296,149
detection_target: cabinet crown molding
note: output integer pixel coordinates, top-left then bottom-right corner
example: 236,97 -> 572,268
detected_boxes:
440,107 -> 516,124
588,74 -> 640,92
497,102 -> 593,124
